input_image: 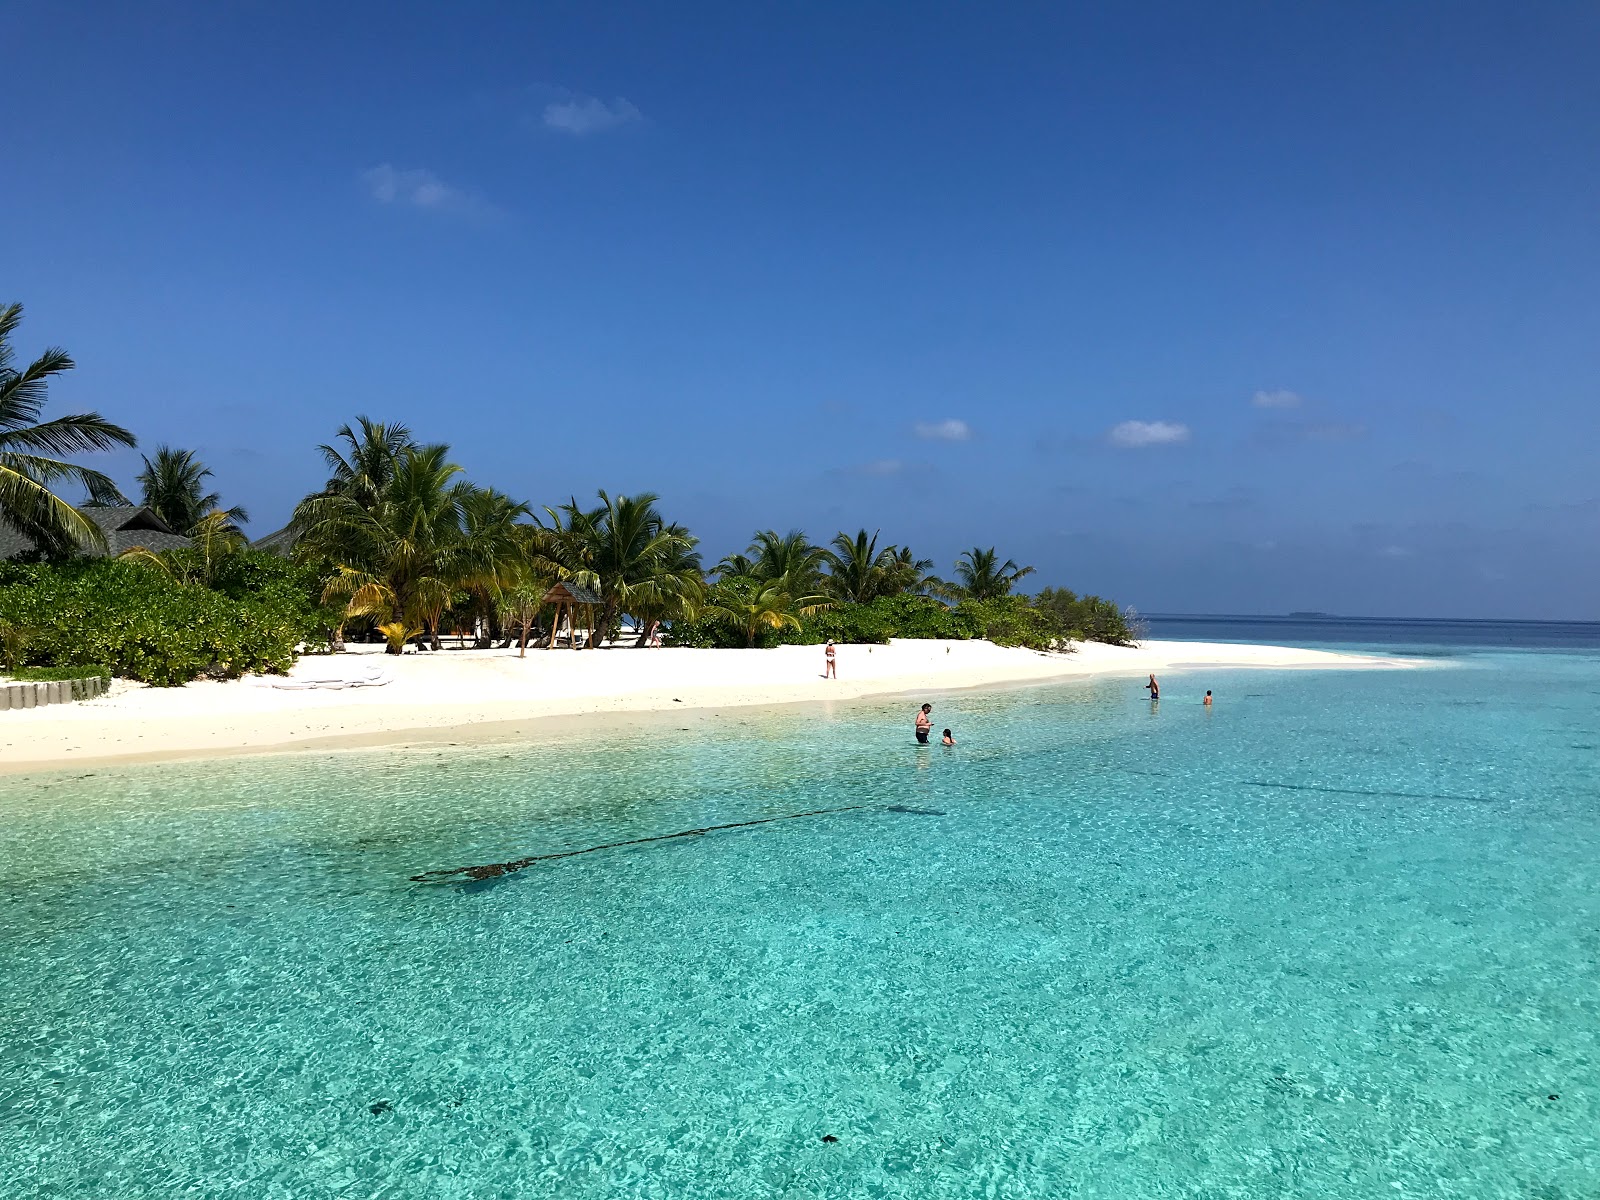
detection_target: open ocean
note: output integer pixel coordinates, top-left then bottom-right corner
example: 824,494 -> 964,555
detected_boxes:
3,622 -> 1598,1197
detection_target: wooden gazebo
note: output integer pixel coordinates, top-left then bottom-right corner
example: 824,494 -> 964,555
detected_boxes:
542,581 -> 602,649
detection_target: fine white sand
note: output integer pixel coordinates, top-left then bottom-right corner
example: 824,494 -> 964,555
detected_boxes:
0,639 -> 1415,772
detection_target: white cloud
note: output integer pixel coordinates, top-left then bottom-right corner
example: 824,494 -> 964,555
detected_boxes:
363,165 -> 496,218
1379,544 -> 1413,559
543,94 -> 642,135
1253,389 -> 1304,409
1109,420 -> 1190,448
858,458 -> 904,476
913,418 -> 972,442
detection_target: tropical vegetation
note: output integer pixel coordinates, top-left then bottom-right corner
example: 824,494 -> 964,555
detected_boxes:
0,302 -> 135,554
0,303 -> 1138,682
135,446 -> 249,534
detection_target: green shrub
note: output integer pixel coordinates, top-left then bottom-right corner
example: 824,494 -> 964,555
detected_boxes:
0,558 -> 323,686
3,664 -> 111,685
668,593 -> 977,648
663,586 -> 1134,652
957,595 -> 1065,651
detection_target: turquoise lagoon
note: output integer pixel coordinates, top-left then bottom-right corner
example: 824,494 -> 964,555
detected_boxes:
2,648 -> 1598,1197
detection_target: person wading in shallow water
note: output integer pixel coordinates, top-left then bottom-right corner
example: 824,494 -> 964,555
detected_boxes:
1144,674 -> 1160,701
915,703 -> 933,745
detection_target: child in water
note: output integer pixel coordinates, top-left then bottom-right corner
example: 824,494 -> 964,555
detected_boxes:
942,729 -> 955,746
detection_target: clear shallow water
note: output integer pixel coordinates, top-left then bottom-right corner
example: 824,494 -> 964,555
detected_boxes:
3,654 -> 1599,1197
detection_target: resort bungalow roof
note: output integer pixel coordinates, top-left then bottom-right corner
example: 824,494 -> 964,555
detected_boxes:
252,522 -> 301,556
0,505 -> 192,560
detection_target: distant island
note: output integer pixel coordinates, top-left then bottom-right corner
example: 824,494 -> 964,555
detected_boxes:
1288,611 -> 1336,618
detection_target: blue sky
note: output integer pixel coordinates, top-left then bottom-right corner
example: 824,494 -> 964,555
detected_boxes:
6,2 -> 1597,618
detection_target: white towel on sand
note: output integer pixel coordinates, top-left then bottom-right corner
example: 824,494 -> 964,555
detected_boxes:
247,664 -> 392,690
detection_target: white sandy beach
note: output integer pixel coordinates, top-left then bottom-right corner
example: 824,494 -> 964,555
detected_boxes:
0,638 -> 1415,772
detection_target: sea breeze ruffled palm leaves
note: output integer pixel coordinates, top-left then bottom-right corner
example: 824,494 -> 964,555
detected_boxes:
0,302 -> 136,555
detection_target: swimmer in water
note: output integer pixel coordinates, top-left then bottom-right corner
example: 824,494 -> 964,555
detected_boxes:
1203,690 -> 1213,706
942,728 -> 955,746
1145,674 -> 1160,701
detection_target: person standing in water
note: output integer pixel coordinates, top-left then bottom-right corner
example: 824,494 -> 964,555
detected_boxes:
1203,690 -> 1213,706
824,640 -> 837,679
915,703 -> 933,744
1145,674 -> 1160,701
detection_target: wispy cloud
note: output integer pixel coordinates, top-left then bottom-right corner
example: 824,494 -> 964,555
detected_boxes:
1109,420 -> 1190,448
856,458 -> 904,477
1378,544 -> 1413,559
829,458 -> 910,479
1252,389 -> 1303,409
543,94 -> 642,136
913,418 -> 972,442
363,164 -> 498,219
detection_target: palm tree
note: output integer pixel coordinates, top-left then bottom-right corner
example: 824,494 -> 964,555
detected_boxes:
714,551 -> 757,579
702,577 -> 829,648
455,486 -> 535,647
627,524 -> 705,645
315,416 -> 416,507
136,445 -> 248,535
821,529 -> 928,603
130,511 -> 251,588
881,545 -> 936,597
746,529 -> 828,591
298,444 -> 475,653
0,302 -> 135,554
543,491 -> 703,648
930,547 -> 1036,602
822,529 -> 888,603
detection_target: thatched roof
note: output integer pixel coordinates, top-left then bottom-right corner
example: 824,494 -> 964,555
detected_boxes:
0,506 -> 191,560
542,581 -> 601,605
252,523 -> 300,556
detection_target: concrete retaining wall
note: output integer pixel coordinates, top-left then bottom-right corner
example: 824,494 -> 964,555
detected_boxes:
0,675 -> 107,710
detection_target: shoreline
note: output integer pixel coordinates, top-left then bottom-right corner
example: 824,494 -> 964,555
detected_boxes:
0,638 -> 1421,775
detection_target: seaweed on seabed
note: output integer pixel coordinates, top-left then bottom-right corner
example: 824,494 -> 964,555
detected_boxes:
411,802 -> 874,886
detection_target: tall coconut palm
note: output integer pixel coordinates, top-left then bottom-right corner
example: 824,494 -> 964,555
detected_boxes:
702,576 -> 829,648
881,545 -> 935,596
315,416 -> 415,507
455,486 -> 536,647
822,529 -> 888,603
930,547 -> 1036,601
627,524 -> 705,645
136,445 -> 248,535
714,551 -> 757,580
543,491 -> 703,648
0,302 -> 135,554
299,444 -> 473,653
746,528 -> 828,591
